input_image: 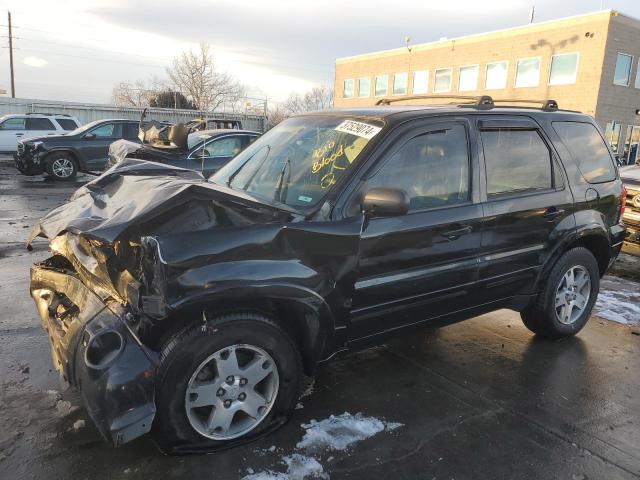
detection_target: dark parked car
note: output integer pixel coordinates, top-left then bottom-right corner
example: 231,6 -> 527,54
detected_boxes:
28,96 -> 626,453
620,164 -> 640,244
106,129 -> 260,176
14,119 -> 141,180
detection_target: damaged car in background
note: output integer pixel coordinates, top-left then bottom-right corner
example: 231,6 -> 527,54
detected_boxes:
106,124 -> 259,176
28,98 -> 626,453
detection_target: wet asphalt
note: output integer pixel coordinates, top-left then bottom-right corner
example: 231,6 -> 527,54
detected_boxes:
0,155 -> 639,480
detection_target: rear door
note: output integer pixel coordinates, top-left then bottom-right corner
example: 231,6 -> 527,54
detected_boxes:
476,116 -> 575,301
25,117 -> 57,140
347,119 -> 484,339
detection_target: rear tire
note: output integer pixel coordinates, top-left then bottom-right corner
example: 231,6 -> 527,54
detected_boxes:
521,247 -> 600,339
46,152 -> 78,180
152,312 -> 302,452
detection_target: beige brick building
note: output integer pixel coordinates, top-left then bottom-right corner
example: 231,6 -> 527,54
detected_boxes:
334,10 -> 640,165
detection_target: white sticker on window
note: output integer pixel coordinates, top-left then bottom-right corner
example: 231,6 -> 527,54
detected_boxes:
298,195 -> 313,203
334,120 -> 382,139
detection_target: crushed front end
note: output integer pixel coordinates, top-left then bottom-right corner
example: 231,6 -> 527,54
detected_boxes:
30,252 -> 158,446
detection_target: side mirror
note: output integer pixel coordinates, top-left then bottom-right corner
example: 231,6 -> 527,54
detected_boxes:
362,187 -> 410,217
83,132 -> 96,140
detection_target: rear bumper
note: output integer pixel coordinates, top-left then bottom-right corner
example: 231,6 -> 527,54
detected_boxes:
30,261 -> 158,446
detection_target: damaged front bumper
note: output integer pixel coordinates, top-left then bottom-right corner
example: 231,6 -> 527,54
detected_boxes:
30,259 -> 158,446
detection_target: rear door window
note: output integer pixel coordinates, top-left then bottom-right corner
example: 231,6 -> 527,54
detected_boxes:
481,129 -> 553,196
56,118 -> 79,131
123,123 -> 139,139
26,118 -> 55,130
552,121 -> 617,183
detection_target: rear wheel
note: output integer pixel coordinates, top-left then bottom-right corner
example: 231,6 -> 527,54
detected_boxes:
47,152 -> 78,180
521,247 -> 600,339
152,312 -> 302,451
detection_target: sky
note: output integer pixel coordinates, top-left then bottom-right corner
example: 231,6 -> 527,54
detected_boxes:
0,0 -> 640,105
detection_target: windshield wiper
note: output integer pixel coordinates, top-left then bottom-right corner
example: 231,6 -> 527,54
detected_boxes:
273,158 -> 291,203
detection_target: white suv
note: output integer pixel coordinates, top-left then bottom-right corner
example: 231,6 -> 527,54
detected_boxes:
0,113 -> 81,152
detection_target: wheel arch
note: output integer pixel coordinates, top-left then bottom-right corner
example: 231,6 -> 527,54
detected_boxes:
43,148 -> 82,170
154,286 -> 338,376
534,226 -> 611,293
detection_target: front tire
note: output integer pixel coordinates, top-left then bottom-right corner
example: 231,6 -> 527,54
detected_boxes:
46,152 -> 78,180
521,247 -> 600,339
152,312 -> 302,451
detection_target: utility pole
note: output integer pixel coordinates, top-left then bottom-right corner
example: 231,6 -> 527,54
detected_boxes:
8,11 -> 15,97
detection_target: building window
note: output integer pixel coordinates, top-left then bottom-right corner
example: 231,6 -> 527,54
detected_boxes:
515,57 -> 540,88
358,77 -> 370,97
343,79 -> 355,98
614,53 -> 633,86
485,61 -> 508,89
412,70 -> 429,94
549,53 -> 579,85
434,68 -> 452,93
604,121 -> 621,153
635,62 -> 640,89
458,65 -> 478,92
375,75 -> 388,96
393,73 -> 408,95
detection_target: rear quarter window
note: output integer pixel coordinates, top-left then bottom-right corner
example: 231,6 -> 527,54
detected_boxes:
56,118 -> 79,131
552,121 -> 617,183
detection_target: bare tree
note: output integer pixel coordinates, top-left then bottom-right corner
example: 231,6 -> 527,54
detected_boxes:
111,80 -> 157,107
267,85 -> 333,128
281,85 -> 334,115
166,42 -> 244,111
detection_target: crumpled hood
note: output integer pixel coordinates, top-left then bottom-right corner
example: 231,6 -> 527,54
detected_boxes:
28,158 -> 292,247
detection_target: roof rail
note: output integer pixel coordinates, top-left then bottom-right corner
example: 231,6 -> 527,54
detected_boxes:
487,98 -> 559,111
375,94 -> 494,107
375,94 -> 560,112
25,112 -> 71,117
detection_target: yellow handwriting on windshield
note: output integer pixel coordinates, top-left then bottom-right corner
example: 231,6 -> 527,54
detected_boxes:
311,144 -> 345,174
313,141 -> 336,159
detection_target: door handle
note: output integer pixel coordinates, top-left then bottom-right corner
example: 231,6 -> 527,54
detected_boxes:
441,225 -> 473,240
15,133 -> 24,136
543,206 -> 565,221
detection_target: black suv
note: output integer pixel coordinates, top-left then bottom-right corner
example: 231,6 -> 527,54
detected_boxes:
28,97 -> 626,453
15,119 -> 140,180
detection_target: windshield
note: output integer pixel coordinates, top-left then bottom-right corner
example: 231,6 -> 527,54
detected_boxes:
211,115 -> 383,208
67,120 -> 105,136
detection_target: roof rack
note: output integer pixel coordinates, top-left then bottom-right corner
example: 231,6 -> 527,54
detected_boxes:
375,94 -> 559,112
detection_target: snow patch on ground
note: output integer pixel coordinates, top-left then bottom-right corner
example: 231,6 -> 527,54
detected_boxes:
297,412 -> 397,452
594,276 -> 640,325
243,454 -> 326,480
244,412 -> 402,479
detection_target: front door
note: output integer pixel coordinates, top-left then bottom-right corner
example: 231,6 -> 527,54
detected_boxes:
188,135 -> 247,176
475,117 -> 575,302
0,117 -> 27,151
79,122 -> 122,170
348,120 -> 483,340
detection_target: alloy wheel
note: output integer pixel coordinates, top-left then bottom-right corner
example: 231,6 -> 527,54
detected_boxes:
554,265 -> 591,325
51,158 -> 74,178
184,344 -> 279,440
